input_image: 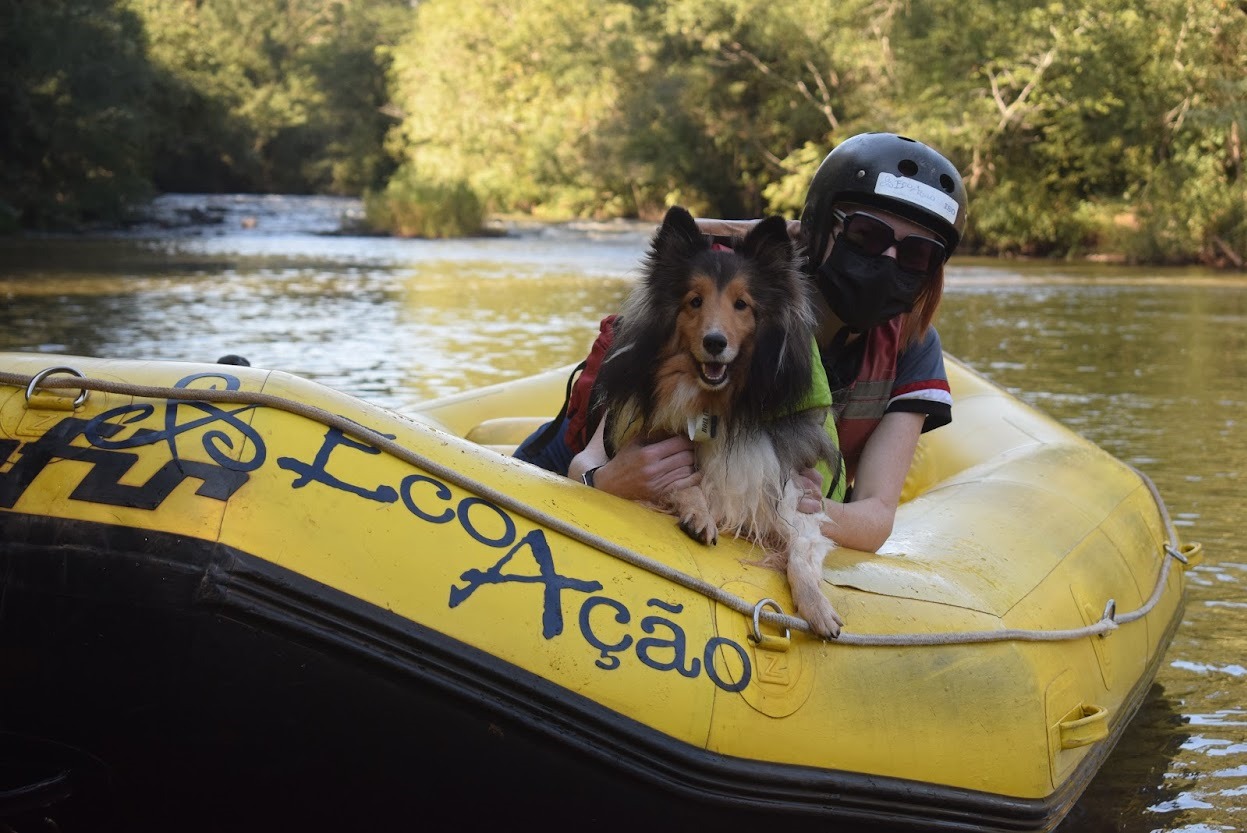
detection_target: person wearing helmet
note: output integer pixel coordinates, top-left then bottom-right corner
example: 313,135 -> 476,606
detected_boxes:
531,132 -> 966,552
775,132 -> 966,551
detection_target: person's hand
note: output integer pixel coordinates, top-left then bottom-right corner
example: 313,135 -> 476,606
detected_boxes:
795,467 -> 825,514
595,434 -> 700,503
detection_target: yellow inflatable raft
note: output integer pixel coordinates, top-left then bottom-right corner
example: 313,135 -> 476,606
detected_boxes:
0,352 -> 1194,832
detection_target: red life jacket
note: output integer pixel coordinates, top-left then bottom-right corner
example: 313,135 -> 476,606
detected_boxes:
831,318 -> 903,482
563,314 -> 618,452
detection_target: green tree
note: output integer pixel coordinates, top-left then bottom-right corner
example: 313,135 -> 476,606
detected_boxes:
890,0 -> 1246,263
658,0 -> 898,217
389,0 -> 650,218
0,0 -> 158,227
387,0 -> 903,220
1128,0 -> 1247,266
2,0 -> 1242,262
132,0 -> 408,194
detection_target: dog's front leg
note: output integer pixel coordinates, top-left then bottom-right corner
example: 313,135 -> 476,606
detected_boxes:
670,485 -> 718,545
780,481 -> 844,638
787,524 -> 844,639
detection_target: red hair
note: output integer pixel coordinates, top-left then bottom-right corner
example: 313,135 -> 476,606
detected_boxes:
900,264 -> 944,349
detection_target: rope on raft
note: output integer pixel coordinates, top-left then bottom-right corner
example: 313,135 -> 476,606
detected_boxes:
0,368 -> 1193,645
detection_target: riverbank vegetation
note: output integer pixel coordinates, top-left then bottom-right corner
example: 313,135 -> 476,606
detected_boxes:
1,0 -> 1244,267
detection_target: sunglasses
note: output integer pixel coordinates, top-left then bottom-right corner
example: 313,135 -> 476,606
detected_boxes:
832,210 -> 947,279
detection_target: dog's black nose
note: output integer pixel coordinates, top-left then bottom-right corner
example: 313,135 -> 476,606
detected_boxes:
703,333 -> 727,356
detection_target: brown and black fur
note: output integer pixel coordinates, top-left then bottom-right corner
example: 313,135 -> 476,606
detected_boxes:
594,206 -> 845,637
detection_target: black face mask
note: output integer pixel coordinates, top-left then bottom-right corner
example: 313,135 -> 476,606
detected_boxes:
814,243 -> 925,333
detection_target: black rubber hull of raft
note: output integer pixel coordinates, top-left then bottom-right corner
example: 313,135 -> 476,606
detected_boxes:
0,513 -> 1165,833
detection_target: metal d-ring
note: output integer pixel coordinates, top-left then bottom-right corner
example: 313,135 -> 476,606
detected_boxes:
25,366 -> 89,408
749,598 -> 790,644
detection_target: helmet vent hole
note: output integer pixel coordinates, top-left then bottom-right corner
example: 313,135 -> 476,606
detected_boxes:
939,174 -> 955,193
897,159 -> 919,177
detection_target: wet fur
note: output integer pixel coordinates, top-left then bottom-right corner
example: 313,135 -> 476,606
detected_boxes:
595,206 -> 846,638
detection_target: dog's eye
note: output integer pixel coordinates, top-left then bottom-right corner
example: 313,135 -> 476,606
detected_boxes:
734,299 -> 749,311
689,297 -> 702,309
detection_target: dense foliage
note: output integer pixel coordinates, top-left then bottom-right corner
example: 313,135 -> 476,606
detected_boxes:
0,0 -> 407,229
1,0 -> 1244,266
0,0 -> 158,228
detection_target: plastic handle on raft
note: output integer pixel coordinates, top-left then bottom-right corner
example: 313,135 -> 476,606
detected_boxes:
1059,704 -> 1109,749
1176,542 -> 1204,570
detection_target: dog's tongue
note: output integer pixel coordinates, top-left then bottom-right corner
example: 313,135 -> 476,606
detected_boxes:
702,362 -> 727,382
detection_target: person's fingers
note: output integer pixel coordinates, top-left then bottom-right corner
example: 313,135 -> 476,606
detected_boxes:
644,434 -> 696,457
659,449 -> 697,475
665,470 -> 702,492
650,454 -> 699,493
639,440 -> 695,477
613,433 -> 703,502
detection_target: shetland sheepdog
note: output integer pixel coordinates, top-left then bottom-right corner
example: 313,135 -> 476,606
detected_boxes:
594,206 -> 845,638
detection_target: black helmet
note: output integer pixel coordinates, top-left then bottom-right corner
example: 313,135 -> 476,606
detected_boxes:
801,133 -> 968,271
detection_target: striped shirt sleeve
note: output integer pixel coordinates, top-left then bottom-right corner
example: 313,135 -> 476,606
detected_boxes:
886,326 -> 952,432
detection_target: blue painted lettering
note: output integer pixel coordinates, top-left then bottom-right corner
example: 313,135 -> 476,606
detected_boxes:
636,599 -> 700,679
278,426 -> 398,503
399,473 -> 454,523
86,372 -> 264,472
56,393 -> 763,695
579,596 -> 633,670
704,637 -> 750,693
576,596 -> 753,691
457,496 -> 516,547
449,527 -> 603,639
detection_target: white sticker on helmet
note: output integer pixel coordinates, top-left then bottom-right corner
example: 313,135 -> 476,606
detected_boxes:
874,172 -> 959,225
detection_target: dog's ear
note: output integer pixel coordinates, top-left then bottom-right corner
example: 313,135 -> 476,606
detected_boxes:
739,215 -> 817,418
652,205 -> 706,261
737,215 -> 794,268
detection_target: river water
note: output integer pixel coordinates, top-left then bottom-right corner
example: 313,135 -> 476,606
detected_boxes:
1,194 -> 1244,832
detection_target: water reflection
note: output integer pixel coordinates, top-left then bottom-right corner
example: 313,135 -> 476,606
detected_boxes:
0,209 -> 645,407
1,195 -> 1245,832
939,274 -> 1246,530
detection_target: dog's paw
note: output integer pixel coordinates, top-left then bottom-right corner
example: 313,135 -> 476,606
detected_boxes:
678,513 -> 718,545
791,584 -> 845,640
801,598 -> 845,640
671,485 -> 717,545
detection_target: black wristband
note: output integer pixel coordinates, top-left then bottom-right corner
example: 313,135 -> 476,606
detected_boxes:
581,465 -> 603,488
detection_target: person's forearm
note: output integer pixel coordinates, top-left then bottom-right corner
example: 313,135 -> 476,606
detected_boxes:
568,447 -> 606,484
819,495 -> 894,553
695,217 -> 802,240
819,411 -> 922,552
694,218 -> 759,237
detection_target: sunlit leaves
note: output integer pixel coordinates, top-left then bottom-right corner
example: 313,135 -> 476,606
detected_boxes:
2,0 -> 1243,262
389,0 -> 643,217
